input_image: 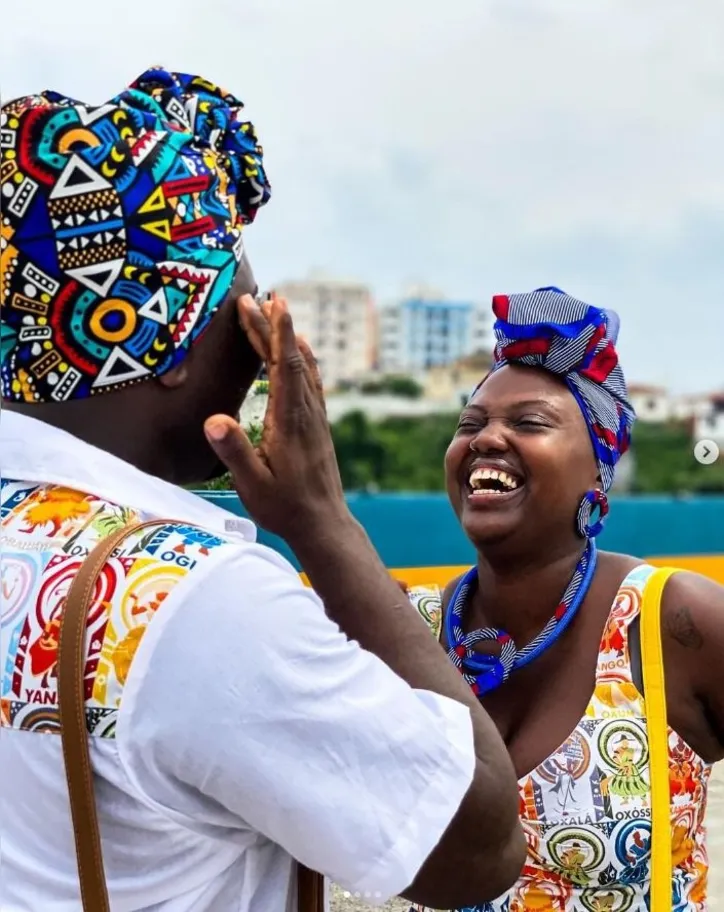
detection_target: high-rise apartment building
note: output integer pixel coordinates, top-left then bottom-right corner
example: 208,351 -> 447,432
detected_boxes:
275,275 -> 375,390
377,288 -> 491,374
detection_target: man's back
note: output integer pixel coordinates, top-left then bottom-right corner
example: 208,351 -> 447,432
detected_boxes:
1,422 -> 285,909
1,67 -> 525,912
1,410 -> 482,910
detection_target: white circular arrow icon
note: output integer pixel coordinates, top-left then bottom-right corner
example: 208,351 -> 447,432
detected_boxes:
694,439 -> 720,466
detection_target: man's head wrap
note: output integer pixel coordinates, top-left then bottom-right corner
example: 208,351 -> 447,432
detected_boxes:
0,67 -> 271,403
483,286 -> 635,492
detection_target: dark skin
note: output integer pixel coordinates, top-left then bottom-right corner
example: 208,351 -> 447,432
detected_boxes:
7,282 -> 527,906
3,255 -> 262,487
204,297 -> 527,907
442,363 -> 724,774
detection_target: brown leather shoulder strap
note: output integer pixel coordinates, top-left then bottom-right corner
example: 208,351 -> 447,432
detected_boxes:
58,520 -> 161,911
58,518 -> 325,912
298,862 -> 325,912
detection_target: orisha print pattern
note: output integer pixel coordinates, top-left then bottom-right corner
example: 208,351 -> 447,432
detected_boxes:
406,565 -> 711,912
0,478 -> 229,737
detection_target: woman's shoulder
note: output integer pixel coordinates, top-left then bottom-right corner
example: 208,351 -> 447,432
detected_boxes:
642,563 -> 724,763
657,566 -> 724,653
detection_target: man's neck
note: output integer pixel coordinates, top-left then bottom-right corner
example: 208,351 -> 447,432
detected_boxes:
4,400 -> 174,482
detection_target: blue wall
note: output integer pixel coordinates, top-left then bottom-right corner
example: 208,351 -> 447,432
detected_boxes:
197,492 -> 724,571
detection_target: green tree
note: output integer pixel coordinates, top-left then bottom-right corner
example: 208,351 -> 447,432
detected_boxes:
194,414 -> 723,496
196,421 -> 263,492
630,422 -> 724,494
330,410 -> 457,491
359,375 -> 424,398
331,411 -> 389,489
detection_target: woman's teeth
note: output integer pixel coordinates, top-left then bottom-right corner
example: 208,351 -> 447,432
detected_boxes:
468,467 -> 520,495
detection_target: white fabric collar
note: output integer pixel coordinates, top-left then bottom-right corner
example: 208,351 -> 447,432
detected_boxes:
0,410 -> 256,543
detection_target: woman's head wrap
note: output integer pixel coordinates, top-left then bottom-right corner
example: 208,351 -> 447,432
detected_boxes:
0,67 -> 271,403
485,286 -> 635,492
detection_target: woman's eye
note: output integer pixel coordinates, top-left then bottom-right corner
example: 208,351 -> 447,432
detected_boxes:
517,418 -> 547,429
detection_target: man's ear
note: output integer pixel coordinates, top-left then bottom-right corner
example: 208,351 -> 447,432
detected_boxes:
157,361 -> 189,390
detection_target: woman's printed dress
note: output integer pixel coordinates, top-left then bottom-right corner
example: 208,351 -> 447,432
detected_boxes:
408,564 -> 712,912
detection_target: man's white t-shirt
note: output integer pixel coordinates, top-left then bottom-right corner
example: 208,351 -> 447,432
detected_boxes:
0,411 -> 475,911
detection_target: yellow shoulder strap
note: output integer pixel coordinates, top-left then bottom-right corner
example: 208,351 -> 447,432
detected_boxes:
640,566 -> 679,912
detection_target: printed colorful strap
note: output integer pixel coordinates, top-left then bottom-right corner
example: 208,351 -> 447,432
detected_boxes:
58,519 -> 324,912
640,566 -> 679,912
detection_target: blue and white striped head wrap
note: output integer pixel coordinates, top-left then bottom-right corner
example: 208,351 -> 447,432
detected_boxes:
481,286 -> 635,493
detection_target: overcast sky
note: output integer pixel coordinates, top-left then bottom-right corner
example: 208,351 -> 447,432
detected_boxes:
3,0 -> 723,392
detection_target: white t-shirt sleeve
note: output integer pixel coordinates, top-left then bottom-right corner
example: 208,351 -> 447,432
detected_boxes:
117,543 -> 475,903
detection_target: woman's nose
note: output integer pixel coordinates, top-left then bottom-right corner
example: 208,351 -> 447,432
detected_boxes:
469,421 -> 508,454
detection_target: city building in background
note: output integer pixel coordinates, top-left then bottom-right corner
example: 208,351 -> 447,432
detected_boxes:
276,273 -> 375,389
377,286 -> 491,374
694,393 -> 724,445
671,393 -> 713,425
423,351 -> 492,408
628,385 -> 718,430
628,385 -> 671,423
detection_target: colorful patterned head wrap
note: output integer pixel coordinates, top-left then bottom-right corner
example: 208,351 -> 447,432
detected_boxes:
485,286 -> 635,492
0,67 -> 271,403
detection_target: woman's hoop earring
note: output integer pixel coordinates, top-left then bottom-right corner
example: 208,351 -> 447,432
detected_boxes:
576,489 -> 609,539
